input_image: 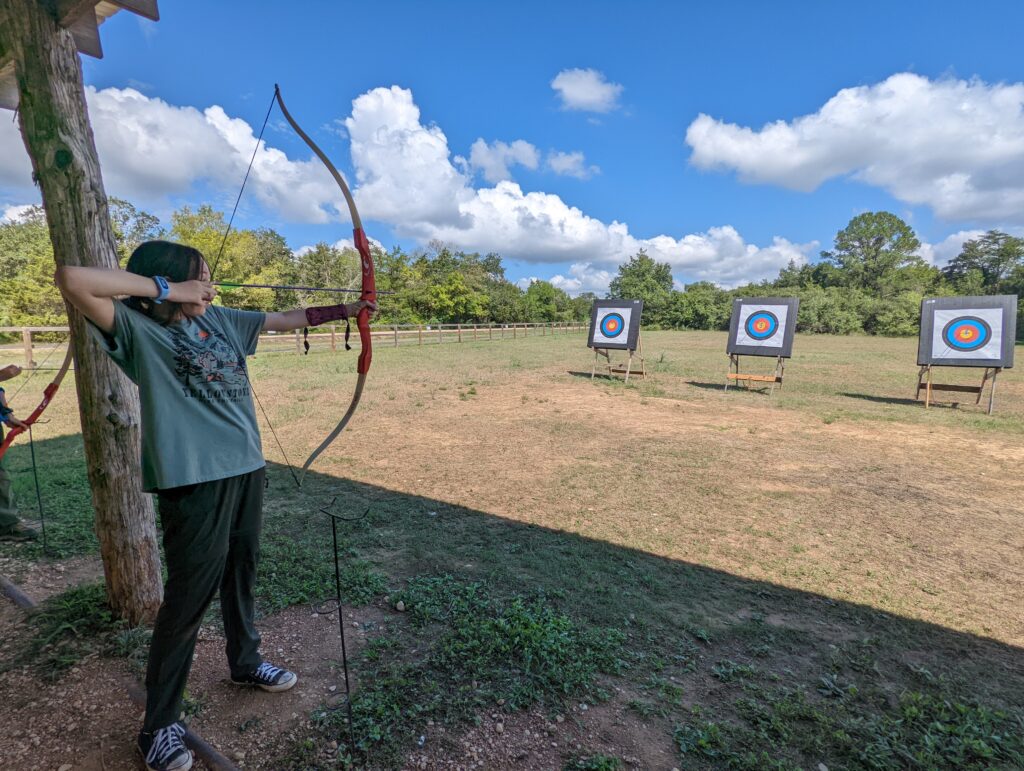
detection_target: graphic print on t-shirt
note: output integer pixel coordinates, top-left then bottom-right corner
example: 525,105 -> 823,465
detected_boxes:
171,323 -> 249,397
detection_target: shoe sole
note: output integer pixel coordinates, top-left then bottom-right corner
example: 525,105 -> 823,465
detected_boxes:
231,672 -> 298,692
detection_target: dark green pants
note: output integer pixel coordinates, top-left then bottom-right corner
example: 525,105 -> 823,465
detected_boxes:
144,467 -> 265,731
0,456 -> 20,534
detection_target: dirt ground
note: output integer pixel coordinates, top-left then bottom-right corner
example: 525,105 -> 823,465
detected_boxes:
2,338 -> 1022,769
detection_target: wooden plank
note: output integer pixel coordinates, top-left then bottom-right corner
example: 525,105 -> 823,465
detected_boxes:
67,6 -> 102,58
106,0 -> 160,21
727,373 -> 782,383
927,383 -> 984,394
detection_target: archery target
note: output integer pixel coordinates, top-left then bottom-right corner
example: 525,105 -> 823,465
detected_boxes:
735,304 -> 788,349
600,312 -> 625,339
593,307 -> 632,346
931,308 -> 1003,361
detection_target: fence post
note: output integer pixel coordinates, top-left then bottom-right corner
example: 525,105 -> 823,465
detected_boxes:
418,325 -> 423,345
457,323 -> 462,343
330,325 -> 337,351
438,326 -> 443,344
524,324 -> 528,338
513,324 -> 517,339
294,330 -> 303,355
394,325 -> 399,347
489,324 -> 493,340
473,324 -> 477,341
22,329 -> 33,368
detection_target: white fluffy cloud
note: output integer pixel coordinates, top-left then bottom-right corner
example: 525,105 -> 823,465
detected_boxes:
546,151 -> 599,179
466,139 -> 540,183
686,72 -> 1024,223
551,68 -> 623,113
0,204 -> 36,224
0,86 -> 344,224
917,230 -> 985,266
0,83 -> 807,289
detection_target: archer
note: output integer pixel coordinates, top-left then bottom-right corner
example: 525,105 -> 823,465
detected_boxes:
0,364 -> 36,542
57,240 -> 374,771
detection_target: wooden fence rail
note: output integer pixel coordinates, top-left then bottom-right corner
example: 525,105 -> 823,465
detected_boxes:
0,322 -> 587,369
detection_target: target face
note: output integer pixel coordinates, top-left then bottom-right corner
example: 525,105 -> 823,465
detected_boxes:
599,313 -> 625,338
744,311 -> 779,341
930,307 -> 1004,361
734,304 -> 789,349
941,317 -> 991,352
589,302 -> 641,350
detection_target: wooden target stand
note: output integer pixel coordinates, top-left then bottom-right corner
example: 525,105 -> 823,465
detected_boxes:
724,354 -> 785,395
591,335 -> 646,383
916,365 -> 1001,415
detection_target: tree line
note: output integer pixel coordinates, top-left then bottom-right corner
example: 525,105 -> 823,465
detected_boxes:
612,212 -> 1024,338
0,201 -> 593,334
2,204 -> 1022,338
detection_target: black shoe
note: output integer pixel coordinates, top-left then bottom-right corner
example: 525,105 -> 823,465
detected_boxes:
231,661 -> 298,692
0,523 -> 38,542
138,722 -> 192,771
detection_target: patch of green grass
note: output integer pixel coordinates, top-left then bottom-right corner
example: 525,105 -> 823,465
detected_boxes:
306,575 -> 625,765
257,535 -> 386,614
564,753 -> 624,770
675,686 -> 1024,771
6,581 -> 148,680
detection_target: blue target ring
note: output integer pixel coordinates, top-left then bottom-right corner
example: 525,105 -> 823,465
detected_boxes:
942,316 -> 991,352
600,312 -> 625,338
744,310 -> 779,341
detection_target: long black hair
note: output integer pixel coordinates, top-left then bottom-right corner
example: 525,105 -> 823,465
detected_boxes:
124,240 -> 205,322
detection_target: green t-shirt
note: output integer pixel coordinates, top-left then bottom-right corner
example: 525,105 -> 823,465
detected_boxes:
90,301 -> 267,492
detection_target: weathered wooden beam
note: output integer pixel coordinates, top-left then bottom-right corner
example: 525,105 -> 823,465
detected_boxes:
106,0 -> 159,21
66,4 -> 102,58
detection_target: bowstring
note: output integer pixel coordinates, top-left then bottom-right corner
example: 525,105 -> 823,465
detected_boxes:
209,89 -> 277,282
214,88 -> 301,488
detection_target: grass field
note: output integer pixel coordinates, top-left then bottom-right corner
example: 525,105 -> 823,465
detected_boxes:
2,330 -> 1023,769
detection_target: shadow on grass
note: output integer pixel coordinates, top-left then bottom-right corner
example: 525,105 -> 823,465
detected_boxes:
840,392 -> 927,407
4,438 -> 1023,769
267,463 -> 1024,768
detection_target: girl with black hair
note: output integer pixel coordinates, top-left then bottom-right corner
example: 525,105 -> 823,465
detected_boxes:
57,240 -> 374,771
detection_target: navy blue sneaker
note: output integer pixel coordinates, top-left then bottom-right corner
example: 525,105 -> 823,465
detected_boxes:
231,661 -> 298,692
138,722 -> 192,771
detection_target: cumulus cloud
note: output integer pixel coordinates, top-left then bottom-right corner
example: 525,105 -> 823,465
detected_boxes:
551,68 -> 623,113
917,230 -> 985,266
686,72 -> 1024,223
466,139 -> 540,183
0,204 -> 36,224
0,83 -> 808,288
0,86 -> 345,223
546,151 -> 599,179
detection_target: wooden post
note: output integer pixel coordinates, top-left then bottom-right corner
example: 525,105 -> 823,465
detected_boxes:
22,328 -> 33,368
330,325 -> 336,352
0,0 -> 162,623
294,329 -> 302,354
418,324 -> 423,345
457,323 -> 462,342
513,325 -> 517,339
988,369 -> 1000,415
473,324 -> 477,341
438,326 -> 443,344
488,324 -> 492,340
394,324 -> 399,347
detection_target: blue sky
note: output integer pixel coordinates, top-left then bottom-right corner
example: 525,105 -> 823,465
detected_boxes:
2,0 -> 1023,293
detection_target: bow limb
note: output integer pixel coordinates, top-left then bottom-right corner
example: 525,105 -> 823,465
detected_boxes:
0,344 -> 74,462
273,85 -> 377,477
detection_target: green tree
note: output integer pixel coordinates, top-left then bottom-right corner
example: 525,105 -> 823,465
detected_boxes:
109,198 -> 163,264
820,212 -> 926,295
943,230 -> 1024,294
608,249 -> 673,325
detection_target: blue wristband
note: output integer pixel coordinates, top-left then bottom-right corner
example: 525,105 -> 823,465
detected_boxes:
153,275 -> 170,304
